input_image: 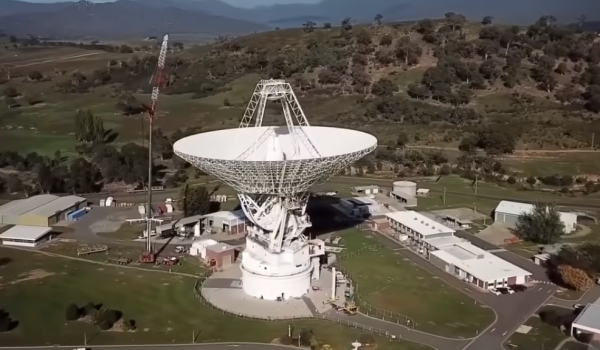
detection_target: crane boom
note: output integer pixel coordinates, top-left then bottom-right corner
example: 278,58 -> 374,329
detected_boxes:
148,34 -> 169,118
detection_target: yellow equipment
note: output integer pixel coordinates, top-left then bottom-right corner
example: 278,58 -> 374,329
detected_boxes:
342,302 -> 357,315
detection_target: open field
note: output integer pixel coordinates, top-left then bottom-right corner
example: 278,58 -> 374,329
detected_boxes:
0,247 -> 432,349
336,229 -> 494,338
40,240 -> 206,276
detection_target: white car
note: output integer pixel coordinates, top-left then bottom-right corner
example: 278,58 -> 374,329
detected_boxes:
489,288 -> 501,295
505,287 -> 515,294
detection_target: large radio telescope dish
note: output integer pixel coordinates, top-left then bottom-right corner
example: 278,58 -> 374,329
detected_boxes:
174,79 -> 377,300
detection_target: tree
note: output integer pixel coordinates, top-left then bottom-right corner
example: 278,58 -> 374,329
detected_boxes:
74,109 -> 105,143
180,184 -> 210,216
3,86 -> 18,98
371,78 -> 396,97
374,14 -> 383,26
558,265 -> 593,291
514,203 -> 565,244
302,21 -> 316,33
481,16 -> 493,25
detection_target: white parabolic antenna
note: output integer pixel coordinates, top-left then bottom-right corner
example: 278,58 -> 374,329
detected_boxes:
174,79 -> 377,300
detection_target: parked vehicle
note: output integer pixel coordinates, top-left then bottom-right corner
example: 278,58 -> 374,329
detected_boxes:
509,284 -> 528,292
496,288 -> 510,295
489,288 -> 501,295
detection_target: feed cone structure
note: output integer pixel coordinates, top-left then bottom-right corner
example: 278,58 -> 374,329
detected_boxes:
174,79 -> 377,300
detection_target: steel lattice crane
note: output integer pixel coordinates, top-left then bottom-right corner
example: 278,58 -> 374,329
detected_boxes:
140,34 -> 169,264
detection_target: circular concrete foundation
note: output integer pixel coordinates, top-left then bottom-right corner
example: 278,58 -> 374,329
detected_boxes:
201,263 -> 338,319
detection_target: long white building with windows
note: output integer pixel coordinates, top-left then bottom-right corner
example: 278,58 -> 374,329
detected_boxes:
385,211 -> 532,289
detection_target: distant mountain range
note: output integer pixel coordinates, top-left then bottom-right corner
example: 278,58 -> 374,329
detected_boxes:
0,0 -> 597,40
0,0 -> 268,40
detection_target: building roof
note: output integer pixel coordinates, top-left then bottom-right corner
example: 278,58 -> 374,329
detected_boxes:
352,185 -> 379,190
0,225 -> 52,241
425,236 -> 466,249
23,195 -> 86,217
416,188 -> 430,194
343,197 -> 377,207
174,215 -> 204,228
207,210 -> 247,222
206,242 -> 235,252
386,211 -> 455,236
495,200 -> 577,220
430,242 -> 532,282
0,195 -> 59,216
495,200 -> 535,216
573,304 -> 600,334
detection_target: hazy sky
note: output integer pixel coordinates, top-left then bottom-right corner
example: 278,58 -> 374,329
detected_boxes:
3,0 -> 322,7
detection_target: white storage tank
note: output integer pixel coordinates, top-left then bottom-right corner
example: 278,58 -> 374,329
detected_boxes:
393,181 -> 417,197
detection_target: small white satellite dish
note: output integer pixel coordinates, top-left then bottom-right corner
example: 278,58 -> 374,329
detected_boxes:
351,341 -> 362,350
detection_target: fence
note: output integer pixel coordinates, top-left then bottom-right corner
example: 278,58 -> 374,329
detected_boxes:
192,273 -> 405,340
334,234 -> 419,330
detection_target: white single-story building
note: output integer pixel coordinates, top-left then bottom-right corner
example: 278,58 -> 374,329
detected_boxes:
494,200 -> 578,233
572,302 -> 600,337
429,241 -> 532,289
386,210 -> 533,289
0,225 -> 54,248
386,211 -> 456,245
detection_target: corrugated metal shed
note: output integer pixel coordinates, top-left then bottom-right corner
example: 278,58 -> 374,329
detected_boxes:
0,225 -> 52,241
25,195 -> 86,217
0,195 -> 58,216
494,200 -> 534,216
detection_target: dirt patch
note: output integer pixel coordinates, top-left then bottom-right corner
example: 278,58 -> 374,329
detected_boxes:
0,268 -> 55,288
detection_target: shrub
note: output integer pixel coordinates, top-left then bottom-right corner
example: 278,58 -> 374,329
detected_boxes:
0,317 -> 10,332
507,176 -> 516,184
104,309 -> 122,324
98,320 -> 112,331
358,333 -> 375,345
65,303 -> 80,321
279,335 -> 293,345
83,302 -> 97,315
123,319 -> 136,331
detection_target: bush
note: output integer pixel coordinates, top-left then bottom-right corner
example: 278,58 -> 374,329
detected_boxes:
0,317 -> 10,332
65,303 -> 80,321
98,320 -> 112,331
279,335 -> 293,345
358,333 -> 375,345
83,302 -> 97,315
104,309 -> 122,324
123,319 -> 136,331
507,176 -> 516,184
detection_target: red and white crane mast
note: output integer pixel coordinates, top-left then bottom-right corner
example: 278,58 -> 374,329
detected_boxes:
141,34 -> 169,263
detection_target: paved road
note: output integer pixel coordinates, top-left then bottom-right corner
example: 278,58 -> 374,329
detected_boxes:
81,175 -> 600,210
0,343 -> 300,350
405,145 -> 599,154
371,232 -> 557,350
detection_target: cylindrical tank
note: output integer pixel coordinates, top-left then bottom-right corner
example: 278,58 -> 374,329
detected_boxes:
393,181 -> 417,197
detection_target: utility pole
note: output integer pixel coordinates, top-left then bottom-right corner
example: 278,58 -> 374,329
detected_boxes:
442,187 -> 446,205
474,175 -> 479,195
592,132 -> 595,150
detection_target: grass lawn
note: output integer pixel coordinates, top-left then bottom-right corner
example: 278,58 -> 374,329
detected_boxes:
40,240 -> 205,276
505,316 -> 568,350
336,229 -> 494,338
558,341 -> 592,350
0,248 -> 432,350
